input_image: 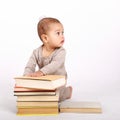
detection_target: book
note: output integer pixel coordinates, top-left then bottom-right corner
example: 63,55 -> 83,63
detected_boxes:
14,75 -> 66,90
17,101 -> 58,108
59,101 -> 102,113
14,91 -> 56,96
17,107 -> 58,115
14,86 -> 55,92
17,90 -> 59,102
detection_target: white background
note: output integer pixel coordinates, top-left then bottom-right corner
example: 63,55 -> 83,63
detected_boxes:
0,0 -> 120,120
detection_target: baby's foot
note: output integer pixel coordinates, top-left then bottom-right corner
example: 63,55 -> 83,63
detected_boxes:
66,86 -> 72,99
59,86 -> 72,102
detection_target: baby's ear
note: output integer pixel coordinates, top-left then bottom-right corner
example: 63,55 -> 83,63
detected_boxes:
41,34 -> 48,43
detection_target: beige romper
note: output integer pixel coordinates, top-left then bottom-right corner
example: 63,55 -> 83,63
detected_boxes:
23,45 -> 69,101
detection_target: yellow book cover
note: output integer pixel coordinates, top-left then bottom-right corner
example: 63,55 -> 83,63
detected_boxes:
17,101 -> 58,108
17,107 -> 58,115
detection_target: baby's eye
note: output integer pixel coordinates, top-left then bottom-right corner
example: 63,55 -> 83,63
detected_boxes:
56,32 -> 60,35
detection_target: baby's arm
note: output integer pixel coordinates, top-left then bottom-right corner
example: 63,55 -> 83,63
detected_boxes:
23,47 -> 66,77
40,48 -> 66,75
23,50 -> 38,76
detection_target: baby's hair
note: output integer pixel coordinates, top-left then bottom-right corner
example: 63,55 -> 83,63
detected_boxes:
37,17 -> 61,40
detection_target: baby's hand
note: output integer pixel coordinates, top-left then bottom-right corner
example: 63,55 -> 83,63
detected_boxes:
25,71 -> 44,77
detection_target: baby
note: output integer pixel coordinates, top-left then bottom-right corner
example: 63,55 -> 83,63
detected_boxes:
23,17 -> 72,101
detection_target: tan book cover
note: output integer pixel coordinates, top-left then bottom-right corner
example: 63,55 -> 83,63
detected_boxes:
17,107 -> 58,115
14,86 -> 56,92
17,91 -> 59,102
17,101 -> 58,108
14,91 -> 56,96
59,101 -> 102,113
14,75 -> 66,90
14,75 -> 65,81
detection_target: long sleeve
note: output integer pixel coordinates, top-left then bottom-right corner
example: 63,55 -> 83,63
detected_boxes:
23,49 -> 39,75
40,48 -> 66,76
23,46 -> 67,78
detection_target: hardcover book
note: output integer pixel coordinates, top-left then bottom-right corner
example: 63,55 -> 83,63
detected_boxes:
17,107 -> 58,115
59,101 -> 102,113
14,75 -> 66,90
14,91 -> 56,96
14,86 -> 55,92
17,101 -> 58,108
17,90 -> 59,102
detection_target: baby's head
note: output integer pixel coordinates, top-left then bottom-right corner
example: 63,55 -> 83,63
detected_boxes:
37,17 -> 62,41
37,17 -> 64,48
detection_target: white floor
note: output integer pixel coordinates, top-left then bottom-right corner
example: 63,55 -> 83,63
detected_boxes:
1,80 -> 120,120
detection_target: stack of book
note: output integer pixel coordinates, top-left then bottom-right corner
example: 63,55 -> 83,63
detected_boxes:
14,75 -> 66,116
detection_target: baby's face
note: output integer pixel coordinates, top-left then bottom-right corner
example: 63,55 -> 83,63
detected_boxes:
46,23 -> 65,48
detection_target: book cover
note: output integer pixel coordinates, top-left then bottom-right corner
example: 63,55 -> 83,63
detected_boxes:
14,75 -> 65,81
59,101 -> 102,113
14,75 -> 66,90
14,86 -> 56,92
17,107 -> 58,115
14,91 -> 56,96
17,91 -> 59,102
17,101 -> 58,108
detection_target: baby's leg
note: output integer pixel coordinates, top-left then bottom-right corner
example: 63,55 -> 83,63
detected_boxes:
57,86 -> 72,102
